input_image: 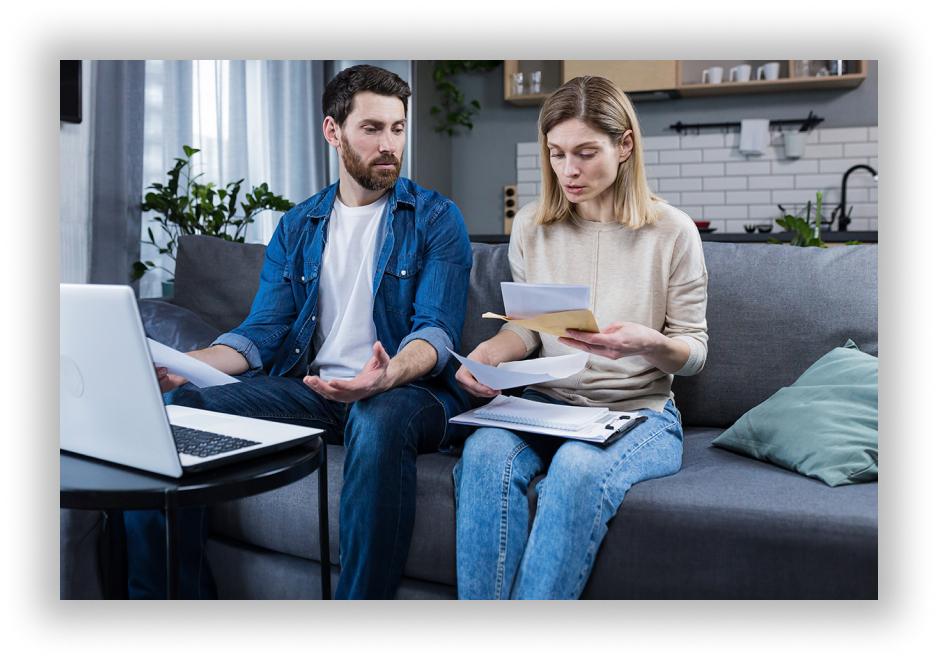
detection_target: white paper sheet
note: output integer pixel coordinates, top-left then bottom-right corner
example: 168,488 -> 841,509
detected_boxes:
448,348 -> 588,391
500,282 -> 590,320
147,338 -> 239,388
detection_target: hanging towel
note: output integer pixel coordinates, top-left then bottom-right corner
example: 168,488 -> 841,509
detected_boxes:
739,119 -> 770,156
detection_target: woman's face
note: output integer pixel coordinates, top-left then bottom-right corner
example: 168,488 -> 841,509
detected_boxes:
546,118 -> 632,207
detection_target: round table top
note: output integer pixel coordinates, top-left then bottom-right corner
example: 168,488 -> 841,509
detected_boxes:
60,438 -> 323,510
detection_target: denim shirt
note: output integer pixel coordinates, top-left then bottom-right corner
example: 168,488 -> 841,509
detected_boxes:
212,177 -> 473,445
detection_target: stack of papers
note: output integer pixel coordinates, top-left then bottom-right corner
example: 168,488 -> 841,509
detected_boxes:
450,395 -> 646,445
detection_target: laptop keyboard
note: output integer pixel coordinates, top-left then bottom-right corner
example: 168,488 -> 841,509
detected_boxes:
171,425 -> 261,458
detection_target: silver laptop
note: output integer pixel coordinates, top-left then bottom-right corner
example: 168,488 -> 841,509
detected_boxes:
60,284 -> 323,478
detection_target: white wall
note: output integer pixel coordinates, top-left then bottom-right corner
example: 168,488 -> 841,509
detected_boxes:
59,60 -> 95,282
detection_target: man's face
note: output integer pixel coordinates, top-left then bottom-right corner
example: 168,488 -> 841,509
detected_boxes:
337,91 -> 406,191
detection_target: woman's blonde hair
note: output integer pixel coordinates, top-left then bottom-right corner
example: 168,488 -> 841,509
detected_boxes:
534,75 -> 662,228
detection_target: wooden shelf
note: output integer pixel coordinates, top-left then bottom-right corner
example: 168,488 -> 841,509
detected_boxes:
503,60 -> 867,103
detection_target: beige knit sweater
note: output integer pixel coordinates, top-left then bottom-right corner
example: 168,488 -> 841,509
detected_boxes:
502,201 -> 709,413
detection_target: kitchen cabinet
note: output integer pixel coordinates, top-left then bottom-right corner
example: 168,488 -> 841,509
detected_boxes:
504,60 -> 866,104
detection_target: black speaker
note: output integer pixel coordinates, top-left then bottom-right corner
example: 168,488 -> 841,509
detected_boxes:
503,185 -> 517,234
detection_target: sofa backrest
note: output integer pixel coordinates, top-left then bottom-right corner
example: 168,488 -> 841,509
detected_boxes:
462,241 -> 878,428
174,235 -> 268,334
172,237 -> 878,429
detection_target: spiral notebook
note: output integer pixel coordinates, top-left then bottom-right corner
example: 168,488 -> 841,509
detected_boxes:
450,395 -> 647,445
474,396 -> 608,431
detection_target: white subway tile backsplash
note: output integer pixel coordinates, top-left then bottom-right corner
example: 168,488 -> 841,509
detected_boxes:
645,164 -> 682,178
680,134 -> 726,149
703,148 -> 749,162
819,158 -> 870,173
844,143 -> 878,158
644,136 -> 681,150
819,127 -> 869,143
749,175 -> 795,190
704,206 -> 750,220
803,144 -> 844,159
795,174 -> 844,190
659,150 -> 703,164
771,159 -> 819,175
772,190 -> 818,204
682,191 -> 725,205
704,176 -> 748,191
726,191 -> 771,205
659,178 -> 703,192
749,205 -> 783,220
682,163 -> 724,177
726,161 -> 771,176
514,125 -> 877,236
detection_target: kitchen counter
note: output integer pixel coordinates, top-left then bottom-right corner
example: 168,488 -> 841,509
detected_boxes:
469,231 -> 878,244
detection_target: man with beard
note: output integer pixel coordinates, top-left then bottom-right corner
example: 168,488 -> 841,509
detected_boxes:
124,65 -> 473,599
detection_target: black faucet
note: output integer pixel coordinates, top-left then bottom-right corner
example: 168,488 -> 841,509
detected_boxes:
834,164 -> 878,231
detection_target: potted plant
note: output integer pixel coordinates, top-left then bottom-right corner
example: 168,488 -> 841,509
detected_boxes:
133,145 -> 294,296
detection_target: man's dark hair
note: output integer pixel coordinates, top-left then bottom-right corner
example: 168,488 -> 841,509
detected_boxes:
322,65 -> 412,127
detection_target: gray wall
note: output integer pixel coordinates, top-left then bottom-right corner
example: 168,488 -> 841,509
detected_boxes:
412,61 -> 878,236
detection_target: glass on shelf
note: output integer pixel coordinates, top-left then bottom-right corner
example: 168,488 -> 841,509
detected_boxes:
530,70 -> 542,94
512,72 -> 524,96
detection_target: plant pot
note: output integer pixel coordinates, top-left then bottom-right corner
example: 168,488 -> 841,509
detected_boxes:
784,132 -> 808,159
161,280 -> 175,298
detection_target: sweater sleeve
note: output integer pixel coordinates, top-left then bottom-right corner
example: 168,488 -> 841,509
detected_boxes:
665,226 -> 709,376
501,208 -> 542,357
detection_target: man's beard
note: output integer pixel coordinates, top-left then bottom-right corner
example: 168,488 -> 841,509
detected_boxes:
340,133 -> 401,191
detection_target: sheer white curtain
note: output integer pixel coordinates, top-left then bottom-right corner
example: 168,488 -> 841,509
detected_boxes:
139,60 -> 325,298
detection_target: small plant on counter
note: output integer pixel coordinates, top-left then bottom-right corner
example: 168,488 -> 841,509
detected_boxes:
133,146 -> 294,281
768,192 -> 862,247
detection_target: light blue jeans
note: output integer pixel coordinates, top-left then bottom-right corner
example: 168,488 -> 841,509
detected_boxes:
453,390 -> 682,599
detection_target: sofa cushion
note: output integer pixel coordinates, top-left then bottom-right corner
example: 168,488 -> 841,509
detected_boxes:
582,427 -> 878,599
174,235 -> 268,333
712,340 -> 878,487
671,244 -> 878,428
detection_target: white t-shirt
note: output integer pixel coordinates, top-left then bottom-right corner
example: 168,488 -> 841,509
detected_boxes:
309,194 -> 387,381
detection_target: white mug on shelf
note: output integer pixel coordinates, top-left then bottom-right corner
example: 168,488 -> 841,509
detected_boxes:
756,62 -> 780,81
729,64 -> 752,82
702,66 -> 724,84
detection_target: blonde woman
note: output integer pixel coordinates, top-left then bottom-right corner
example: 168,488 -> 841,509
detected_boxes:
453,76 -> 708,599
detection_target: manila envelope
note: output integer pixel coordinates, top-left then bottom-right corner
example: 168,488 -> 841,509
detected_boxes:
482,309 -> 600,337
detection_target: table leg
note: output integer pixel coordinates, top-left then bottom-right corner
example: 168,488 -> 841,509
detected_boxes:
164,492 -> 179,600
318,442 -> 331,600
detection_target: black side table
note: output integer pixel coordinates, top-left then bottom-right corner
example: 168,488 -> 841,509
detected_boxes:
61,439 -> 331,599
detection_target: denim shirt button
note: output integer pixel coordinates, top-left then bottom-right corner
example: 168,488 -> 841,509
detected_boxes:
301,276 -> 305,282
294,348 -> 300,354
400,270 -> 406,276
312,315 -> 316,322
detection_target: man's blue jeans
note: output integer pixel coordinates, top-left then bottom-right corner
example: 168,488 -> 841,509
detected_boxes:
123,373 -> 446,599
453,390 -> 683,600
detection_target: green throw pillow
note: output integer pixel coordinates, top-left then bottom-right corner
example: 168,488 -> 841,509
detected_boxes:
712,340 -> 878,487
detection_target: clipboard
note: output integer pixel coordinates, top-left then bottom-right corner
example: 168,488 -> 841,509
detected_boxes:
450,395 -> 648,446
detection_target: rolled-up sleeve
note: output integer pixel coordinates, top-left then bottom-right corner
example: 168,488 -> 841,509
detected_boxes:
404,200 -> 473,378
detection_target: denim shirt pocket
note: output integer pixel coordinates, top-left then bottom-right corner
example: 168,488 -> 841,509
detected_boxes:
283,261 -> 319,291
382,253 -> 423,317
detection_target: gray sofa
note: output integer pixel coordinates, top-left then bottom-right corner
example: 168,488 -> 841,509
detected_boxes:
60,234 -> 878,599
